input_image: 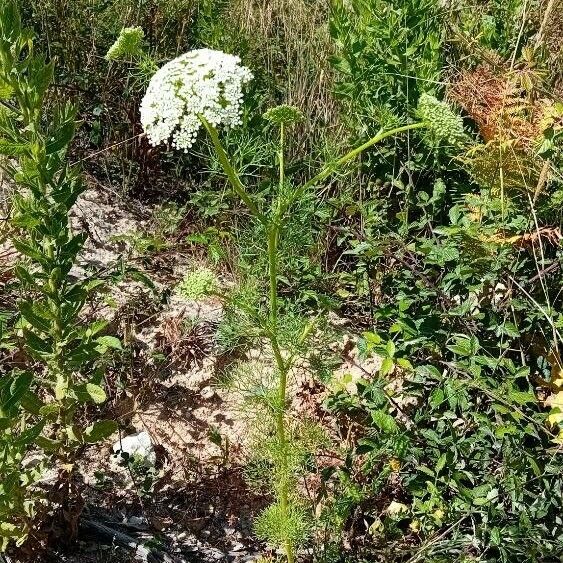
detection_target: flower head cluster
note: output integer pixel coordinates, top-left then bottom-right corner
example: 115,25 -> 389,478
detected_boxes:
176,267 -> 218,300
416,93 -> 467,148
105,27 -> 144,61
263,105 -> 304,126
140,49 -> 252,151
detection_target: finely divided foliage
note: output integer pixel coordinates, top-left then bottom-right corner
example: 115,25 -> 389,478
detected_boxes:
1,0 -> 562,561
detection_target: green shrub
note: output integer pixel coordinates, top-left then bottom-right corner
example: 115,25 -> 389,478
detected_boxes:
0,1 -> 119,549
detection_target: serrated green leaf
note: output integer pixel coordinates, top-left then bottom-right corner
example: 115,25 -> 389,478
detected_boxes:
35,436 -> 62,452
508,390 -> 536,406
22,328 -> 52,355
0,138 -> 27,155
14,265 -> 37,287
14,421 -> 44,446
435,453 -> 447,473
20,391 -> 43,415
12,238 -> 47,264
1,371 -> 32,414
46,119 -> 75,155
416,364 -> 442,380
38,403 -> 59,419
380,357 -> 395,376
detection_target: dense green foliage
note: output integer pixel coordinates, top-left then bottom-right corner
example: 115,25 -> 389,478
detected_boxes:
0,0 -> 562,561
0,1 -> 119,549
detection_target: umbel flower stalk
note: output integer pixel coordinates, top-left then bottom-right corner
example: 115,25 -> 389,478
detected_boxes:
140,49 -> 432,563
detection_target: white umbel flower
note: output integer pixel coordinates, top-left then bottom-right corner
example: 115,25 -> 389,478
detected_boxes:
140,49 -> 252,151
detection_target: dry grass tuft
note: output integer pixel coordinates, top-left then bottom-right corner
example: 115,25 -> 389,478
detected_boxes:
229,0 -> 342,149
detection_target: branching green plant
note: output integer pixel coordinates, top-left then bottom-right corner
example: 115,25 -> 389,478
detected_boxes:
0,1 -> 119,547
205,117 -> 433,563
131,42 -> 440,559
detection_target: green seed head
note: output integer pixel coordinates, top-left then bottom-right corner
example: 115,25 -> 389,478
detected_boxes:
263,104 -> 305,125
416,93 -> 467,148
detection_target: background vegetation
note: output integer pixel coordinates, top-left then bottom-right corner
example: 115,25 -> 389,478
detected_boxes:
1,0 -> 563,561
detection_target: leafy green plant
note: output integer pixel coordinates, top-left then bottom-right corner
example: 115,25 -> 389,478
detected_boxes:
0,1 -> 119,547
130,35 -> 439,558
0,371 -> 43,551
455,0 -> 533,57
204,108 -> 431,561
330,0 -> 445,136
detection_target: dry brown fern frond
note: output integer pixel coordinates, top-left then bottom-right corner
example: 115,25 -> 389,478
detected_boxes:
449,61 -> 561,194
450,64 -> 553,153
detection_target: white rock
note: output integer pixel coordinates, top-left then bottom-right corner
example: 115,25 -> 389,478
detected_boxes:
200,385 -> 216,400
112,431 -> 156,464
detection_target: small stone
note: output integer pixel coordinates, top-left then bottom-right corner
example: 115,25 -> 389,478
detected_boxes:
200,385 -> 216,400
112,431 -> 156,465
229,542 -> 245,552
204,547 -> 226,561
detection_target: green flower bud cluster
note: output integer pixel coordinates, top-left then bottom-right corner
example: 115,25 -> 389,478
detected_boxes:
263,104 -> 305,125
176,267 -> 218,300
416,93 -> 467,148
105,27 -> 145,61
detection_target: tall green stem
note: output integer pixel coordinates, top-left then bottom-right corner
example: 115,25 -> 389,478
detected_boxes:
267,224 -> 294,563
279,121 -> 427,217
200,118 -> 427,563
279,122 -> 285,192
201,116 -> 268,226
269,119 -> 295,563
39,159 -> 69,454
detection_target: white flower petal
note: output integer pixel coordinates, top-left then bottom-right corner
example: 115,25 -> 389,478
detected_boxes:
140,49 -> 252,151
